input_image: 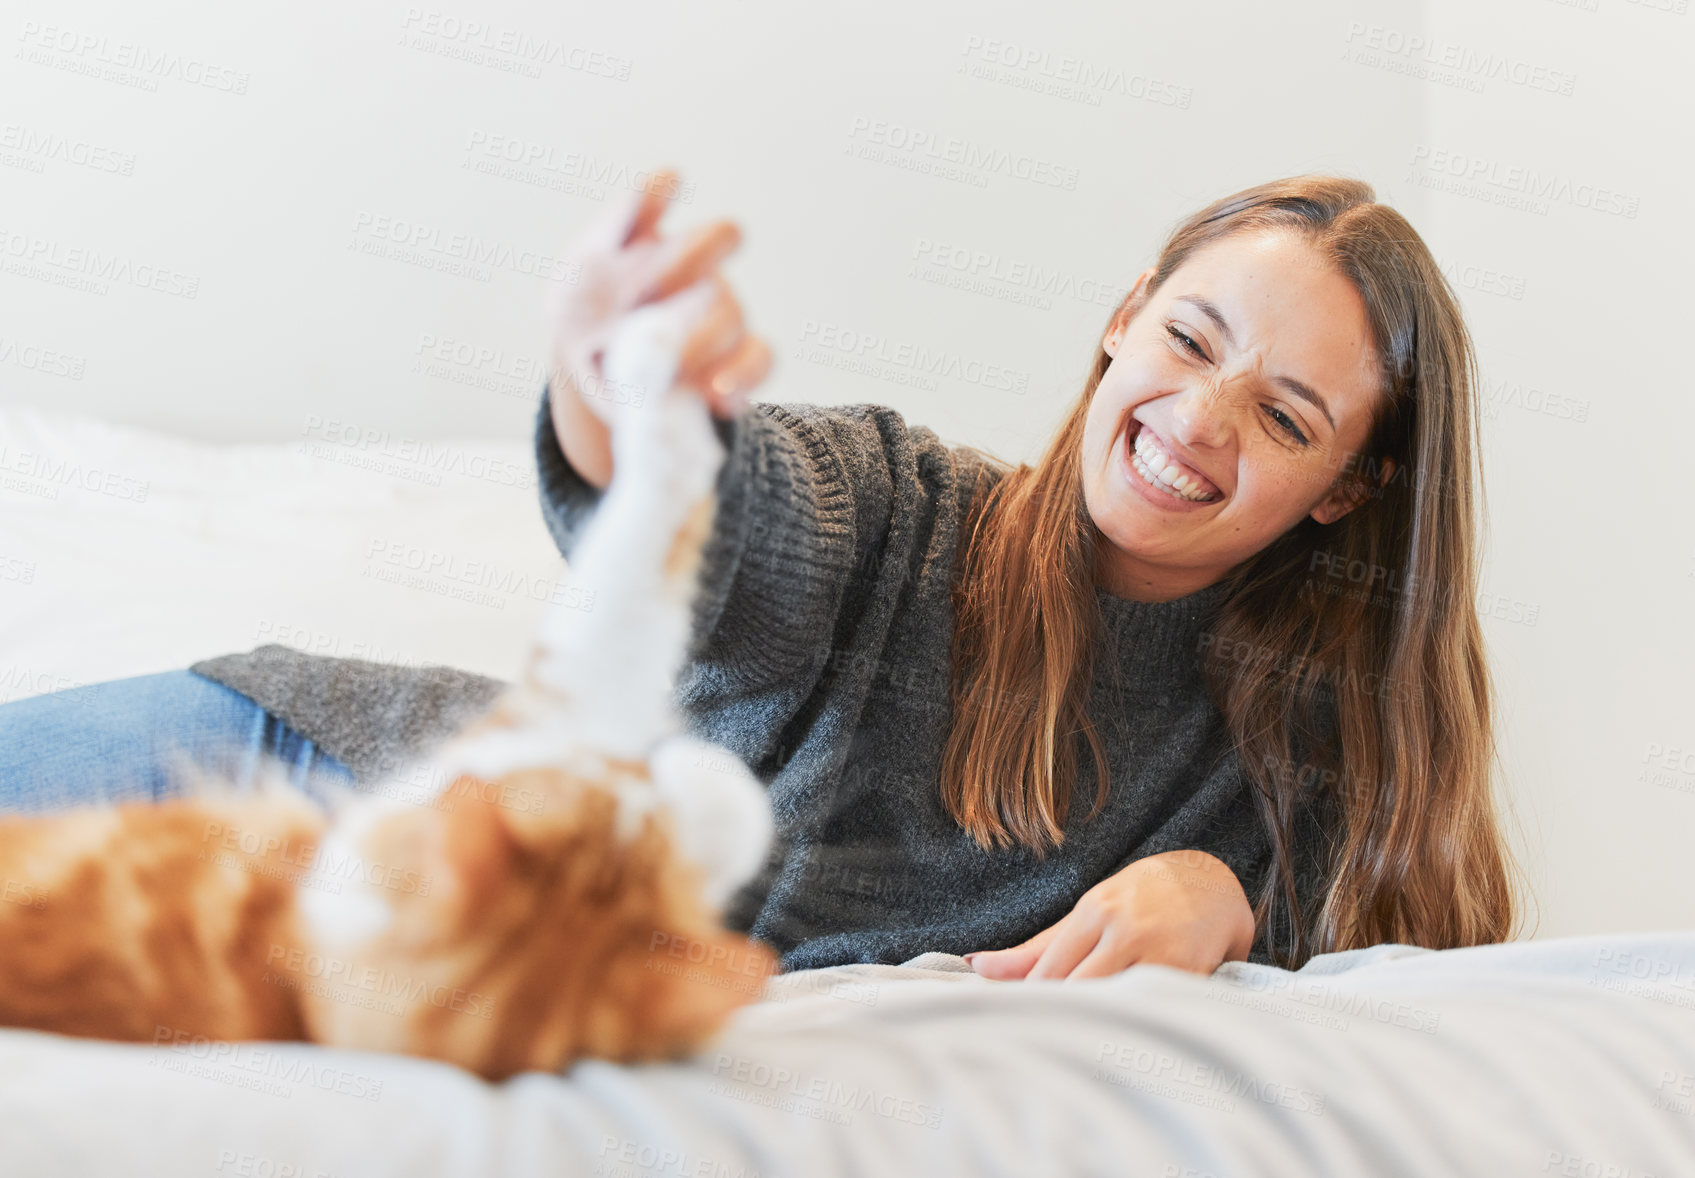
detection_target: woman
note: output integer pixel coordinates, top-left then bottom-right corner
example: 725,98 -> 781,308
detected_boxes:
0,170 -> 1523,977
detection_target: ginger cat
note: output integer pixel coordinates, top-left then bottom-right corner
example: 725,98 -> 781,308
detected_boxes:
0,295 -> 777,1081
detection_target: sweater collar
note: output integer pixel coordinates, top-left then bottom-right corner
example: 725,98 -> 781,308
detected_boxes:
1093,578 -> 1232,688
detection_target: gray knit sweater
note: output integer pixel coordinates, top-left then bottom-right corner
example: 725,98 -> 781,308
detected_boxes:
191,390 -> 1334,969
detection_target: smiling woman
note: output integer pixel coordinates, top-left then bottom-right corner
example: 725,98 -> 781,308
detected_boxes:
0,171 -> 1521,984
947,175 -> 1518,968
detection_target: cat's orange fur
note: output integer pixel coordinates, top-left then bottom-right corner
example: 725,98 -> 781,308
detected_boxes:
0,792 -> 322,1044
0,765 -> 775,1081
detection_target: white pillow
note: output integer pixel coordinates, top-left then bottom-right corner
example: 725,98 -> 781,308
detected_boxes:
0,406 -> 559,702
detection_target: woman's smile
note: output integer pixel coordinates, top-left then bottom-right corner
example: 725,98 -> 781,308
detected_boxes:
1119,419 -> 1224,510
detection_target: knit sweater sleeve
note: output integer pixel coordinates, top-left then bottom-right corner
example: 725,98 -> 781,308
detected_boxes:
534,385 -> 925,701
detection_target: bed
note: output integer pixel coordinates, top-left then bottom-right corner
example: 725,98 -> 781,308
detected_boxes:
1,406 -> 1691,1177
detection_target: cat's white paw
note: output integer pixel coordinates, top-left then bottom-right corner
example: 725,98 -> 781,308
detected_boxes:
589,281 -> 717,431
647,733 -> 774,911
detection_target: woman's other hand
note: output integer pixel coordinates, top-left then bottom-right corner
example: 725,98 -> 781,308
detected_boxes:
547,166 -> 772,489
965,849 -> 1256,980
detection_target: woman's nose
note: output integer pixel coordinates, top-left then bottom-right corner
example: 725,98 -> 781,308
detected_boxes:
1167,378 -> 1237,450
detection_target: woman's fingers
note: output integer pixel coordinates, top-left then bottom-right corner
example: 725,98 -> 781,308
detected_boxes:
583,167 -> 679,254
554,166 -> 769,420
623,168 -> 680,245
676,275 -> 747,385
1024,917 -> 1106,981
697,335 -> 772,415
1065,931 -> 1142,980
636,220 -> 742,305
965,924 -> 1059,980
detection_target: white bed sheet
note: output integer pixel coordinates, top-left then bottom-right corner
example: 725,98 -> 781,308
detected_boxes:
1,933 -> 1693,1177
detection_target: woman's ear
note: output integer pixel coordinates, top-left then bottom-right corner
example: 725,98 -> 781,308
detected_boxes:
1310,456 -> 1398,525
1103,267 -> 1156,358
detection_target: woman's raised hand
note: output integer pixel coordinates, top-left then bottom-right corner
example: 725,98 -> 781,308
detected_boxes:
547,167 -> 772,489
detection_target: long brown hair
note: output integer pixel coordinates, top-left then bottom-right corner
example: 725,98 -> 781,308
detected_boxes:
939,174 -> 1527,967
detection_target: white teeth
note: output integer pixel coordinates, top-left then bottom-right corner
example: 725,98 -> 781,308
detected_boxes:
1131,427 -> 1215,503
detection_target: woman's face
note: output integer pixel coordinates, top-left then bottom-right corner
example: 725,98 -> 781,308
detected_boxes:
1081,229 -> 1393,601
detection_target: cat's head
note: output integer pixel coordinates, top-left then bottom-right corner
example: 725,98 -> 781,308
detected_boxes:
289,736 -> 775,1081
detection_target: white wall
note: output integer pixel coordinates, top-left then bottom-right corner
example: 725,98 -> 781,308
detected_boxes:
1,0 -> 1425,457
1412,0 -> 1695,939
3,0 -> 1689,939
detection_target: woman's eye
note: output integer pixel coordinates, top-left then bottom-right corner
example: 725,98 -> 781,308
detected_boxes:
1265,406 -> 1309,446
1165,323 -> 1205,359
1162,321 -> 1309,447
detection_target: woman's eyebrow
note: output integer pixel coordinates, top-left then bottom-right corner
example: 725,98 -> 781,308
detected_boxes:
1174,293 -> 1336,431
1176,294 -> 1238,349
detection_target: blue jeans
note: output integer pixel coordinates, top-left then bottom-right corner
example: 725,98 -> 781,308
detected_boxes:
0,670 -> 355,813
